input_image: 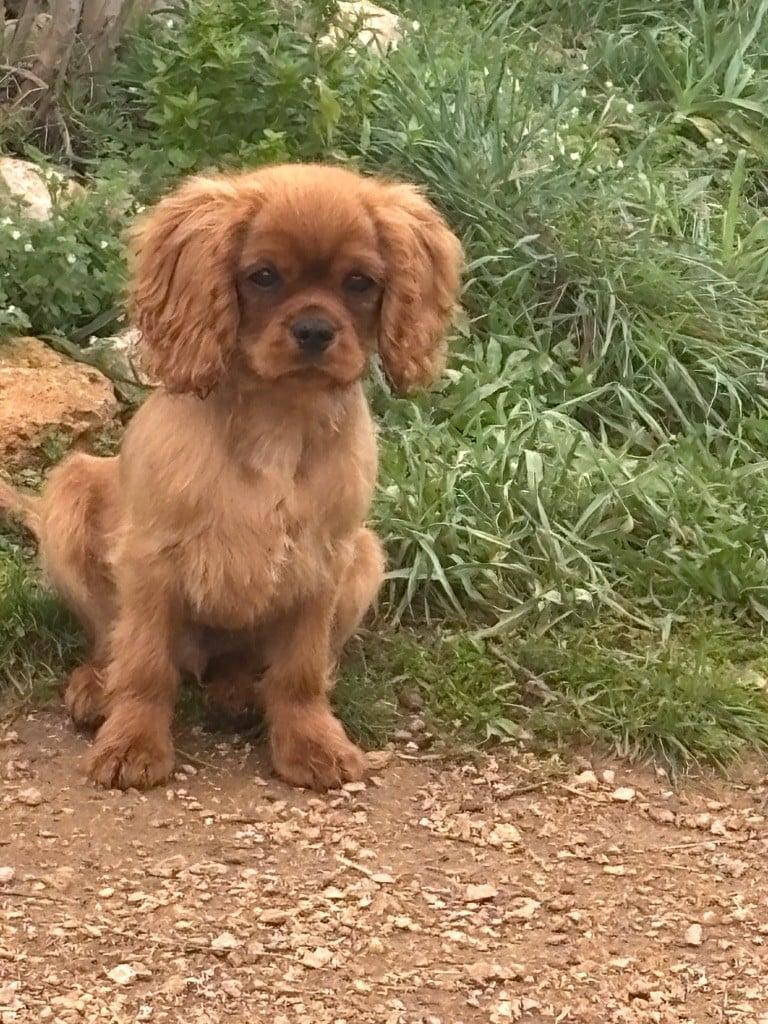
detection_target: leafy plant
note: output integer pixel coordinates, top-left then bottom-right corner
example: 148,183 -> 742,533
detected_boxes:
0,172 -> 133,340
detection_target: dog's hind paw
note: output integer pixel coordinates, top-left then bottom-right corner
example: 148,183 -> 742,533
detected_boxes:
64,664 -> 108,730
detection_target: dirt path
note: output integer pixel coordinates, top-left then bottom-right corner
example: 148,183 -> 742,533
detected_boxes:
1,714 -> 767,1023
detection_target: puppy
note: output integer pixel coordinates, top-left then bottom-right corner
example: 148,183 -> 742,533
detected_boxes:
0,163 -> 463,790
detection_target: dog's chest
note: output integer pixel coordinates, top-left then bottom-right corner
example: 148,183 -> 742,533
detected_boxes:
182,417 -> 375,626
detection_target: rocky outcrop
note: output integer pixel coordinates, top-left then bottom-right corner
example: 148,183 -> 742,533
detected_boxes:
0,157 -> 82,221
321,1 -> 402,52
0,337 -> 118,468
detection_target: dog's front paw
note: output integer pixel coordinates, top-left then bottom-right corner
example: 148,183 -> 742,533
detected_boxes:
87,706 -> 174,790
65,665 -> 108,730
269,702 -> 367,791
268,704 -> 368,790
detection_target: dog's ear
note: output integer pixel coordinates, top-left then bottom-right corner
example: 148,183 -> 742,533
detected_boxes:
370,182 -> 463,393
130,175 -> 258,395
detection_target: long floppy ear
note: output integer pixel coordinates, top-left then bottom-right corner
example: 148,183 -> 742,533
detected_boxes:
369,182 -> 463,393
129,175 -> 259,395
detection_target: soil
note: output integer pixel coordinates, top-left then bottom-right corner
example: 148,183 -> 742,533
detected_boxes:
1,713 -> 767,1023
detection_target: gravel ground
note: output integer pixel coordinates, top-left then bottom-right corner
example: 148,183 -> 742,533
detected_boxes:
1,713 -> 768,1023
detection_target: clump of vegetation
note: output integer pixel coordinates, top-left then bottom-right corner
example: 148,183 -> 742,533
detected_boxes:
4,0 -> 768,767
0,532 -> 82,708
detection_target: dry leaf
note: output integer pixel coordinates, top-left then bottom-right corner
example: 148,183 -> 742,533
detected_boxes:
322,886 -> 346,900
465,962 -> 515,982
301,946 -> 334,969
148,855 -> 187,878
464,883 -> 499,902
260,909 -> 289,925
365,750 -> 393,770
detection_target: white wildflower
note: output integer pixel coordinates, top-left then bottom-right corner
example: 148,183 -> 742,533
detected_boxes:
66,253 -> 77,264
10,230 -> 21,241
24,242 -> 33,252
626,102 -> 635,113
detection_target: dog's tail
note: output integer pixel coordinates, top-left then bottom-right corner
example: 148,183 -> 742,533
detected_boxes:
0,478 -> 41,542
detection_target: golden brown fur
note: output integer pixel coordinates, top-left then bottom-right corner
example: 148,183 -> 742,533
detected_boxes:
1,163 -> 462,791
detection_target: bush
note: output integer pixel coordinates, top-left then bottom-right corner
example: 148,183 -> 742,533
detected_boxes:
0,171 -> 133,339
73,0 -> 385,195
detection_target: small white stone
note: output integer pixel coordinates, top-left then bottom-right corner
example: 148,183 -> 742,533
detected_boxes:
572,770 -> 598,789
107,964 -> 137,986
301,946 -> 334,969
611,787 -> 636,803
685,923 -> 703,946
15,787 -> 45,806
488,823 -> 522,847
211,931 -> 240,951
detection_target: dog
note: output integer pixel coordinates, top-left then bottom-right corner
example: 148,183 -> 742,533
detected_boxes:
0,162 -> 463,791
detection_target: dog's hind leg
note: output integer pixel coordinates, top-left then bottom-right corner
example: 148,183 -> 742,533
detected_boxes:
36,454 -> 122,728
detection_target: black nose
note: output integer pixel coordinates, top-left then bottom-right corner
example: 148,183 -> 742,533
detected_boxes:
291,317 -> 336,354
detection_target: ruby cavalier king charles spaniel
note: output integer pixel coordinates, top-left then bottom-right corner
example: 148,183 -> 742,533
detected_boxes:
0,163 -> 463,791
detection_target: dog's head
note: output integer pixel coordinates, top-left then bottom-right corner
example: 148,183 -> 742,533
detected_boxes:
130,164 -> 463,396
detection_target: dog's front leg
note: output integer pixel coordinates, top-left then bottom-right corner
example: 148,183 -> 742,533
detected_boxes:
86,567 -> 180,790
259,594 -> 367,791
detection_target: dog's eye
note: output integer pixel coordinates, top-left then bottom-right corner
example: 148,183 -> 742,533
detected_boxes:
344,272 -> 375,295
249,266 -> 282,289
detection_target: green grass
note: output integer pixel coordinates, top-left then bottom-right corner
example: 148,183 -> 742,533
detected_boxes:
334,619 -> 768,771
0,534 -> 82,713
4,0 -> 768,769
